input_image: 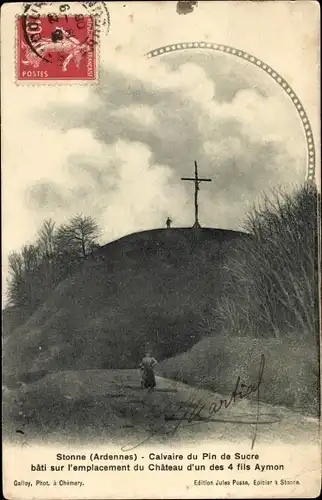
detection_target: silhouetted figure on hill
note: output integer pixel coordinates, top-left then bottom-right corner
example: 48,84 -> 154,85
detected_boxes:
140,352 -> 158,391
166,217 -> 172,228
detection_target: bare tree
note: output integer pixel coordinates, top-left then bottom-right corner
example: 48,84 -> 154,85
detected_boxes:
6,214 -> 101,311
7,246 -> 40,308
37,219 -> 56,259
8,251 -> 24,280
7,251 -> 24,306
37,219 -> 58,289
55,214 -> 100,258
21,244 -> 40,272
216,185 -> 319,343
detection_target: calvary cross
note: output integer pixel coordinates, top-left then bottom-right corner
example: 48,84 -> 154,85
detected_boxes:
181,161 -> 212,228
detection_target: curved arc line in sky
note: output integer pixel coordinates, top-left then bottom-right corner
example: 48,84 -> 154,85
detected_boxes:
146,42 -> 316,184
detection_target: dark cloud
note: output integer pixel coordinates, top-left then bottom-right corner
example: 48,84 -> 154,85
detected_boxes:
30,51 -> 307,229
161,51 -> 271,102
26,182 -> 65,210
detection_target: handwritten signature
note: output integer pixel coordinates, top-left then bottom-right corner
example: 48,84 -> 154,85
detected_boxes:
122,354 -> 281,451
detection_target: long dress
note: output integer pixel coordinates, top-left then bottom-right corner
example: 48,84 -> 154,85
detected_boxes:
140,356 -> 157,389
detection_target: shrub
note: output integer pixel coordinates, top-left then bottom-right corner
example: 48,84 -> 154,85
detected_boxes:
158,335 -> 319,416
213,184 -> 319,344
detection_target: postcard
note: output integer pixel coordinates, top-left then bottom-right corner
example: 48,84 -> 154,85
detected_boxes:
2,1 -> 321,498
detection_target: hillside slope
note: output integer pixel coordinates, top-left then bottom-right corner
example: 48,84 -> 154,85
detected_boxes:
3,227 -> 246,385
158,335 -> 319,417
2,306 -> 27,337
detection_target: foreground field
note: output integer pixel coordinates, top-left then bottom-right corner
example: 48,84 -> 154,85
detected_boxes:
3,369 -> 318,448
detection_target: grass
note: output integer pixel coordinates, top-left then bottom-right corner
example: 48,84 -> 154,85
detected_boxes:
158,335 -> 319,417
3,227 -> 247,384
159,185 -> 320,417
212,185 -> 319,343
3,185 -> 319,419
3,367 -> 319,445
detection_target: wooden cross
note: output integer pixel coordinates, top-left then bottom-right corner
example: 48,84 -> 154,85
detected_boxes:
181,161 -> 212,228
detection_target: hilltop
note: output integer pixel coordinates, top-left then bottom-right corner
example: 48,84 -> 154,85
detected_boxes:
3,227 -> 247,386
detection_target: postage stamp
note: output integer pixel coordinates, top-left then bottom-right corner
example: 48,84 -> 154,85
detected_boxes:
17,15 -> 96,81
17,2 -> 110,83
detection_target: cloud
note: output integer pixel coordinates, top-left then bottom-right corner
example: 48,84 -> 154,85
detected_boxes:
2,48 -> 308,300
11,126 -> 190,244
110,105 -> 157,128
26,182 -> 65,210
100,140 -> 189,240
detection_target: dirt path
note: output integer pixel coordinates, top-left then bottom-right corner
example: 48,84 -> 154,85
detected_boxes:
3,369 -> 319,449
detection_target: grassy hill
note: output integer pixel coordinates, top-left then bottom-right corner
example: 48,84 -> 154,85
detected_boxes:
3,185 -> 318,424
2,306 -> 27,338
156,186 -> 320,417
3,227 -> 247,386
158,335 -> 319,417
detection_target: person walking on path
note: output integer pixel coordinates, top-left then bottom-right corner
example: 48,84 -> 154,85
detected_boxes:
140,352 -> 158,391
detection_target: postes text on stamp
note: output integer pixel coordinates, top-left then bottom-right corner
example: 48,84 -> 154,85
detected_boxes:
17,12 -> 96,81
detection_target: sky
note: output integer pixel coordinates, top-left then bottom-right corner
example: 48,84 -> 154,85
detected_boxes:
16,52 -> 307,235
1,1 -> 319,298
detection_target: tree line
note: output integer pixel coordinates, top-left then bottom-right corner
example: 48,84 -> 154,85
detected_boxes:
7,214 -> 100,312
214,184 -> 319,345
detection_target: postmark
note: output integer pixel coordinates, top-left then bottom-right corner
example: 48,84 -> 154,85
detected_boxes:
17,2 -> 110,82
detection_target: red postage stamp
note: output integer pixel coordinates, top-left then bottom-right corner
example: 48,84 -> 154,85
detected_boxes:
17,13 -> 97,81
